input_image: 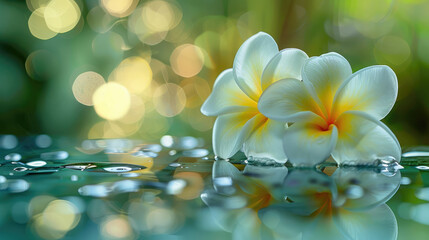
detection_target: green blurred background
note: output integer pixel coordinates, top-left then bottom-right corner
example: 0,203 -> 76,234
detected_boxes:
0,0 -> 426,148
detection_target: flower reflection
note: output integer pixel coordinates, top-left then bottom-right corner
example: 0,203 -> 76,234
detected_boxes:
262,168 -> 400,240
202,161 -> 400,240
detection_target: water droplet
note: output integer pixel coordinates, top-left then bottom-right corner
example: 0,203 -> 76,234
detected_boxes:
4,153 -> 22,161
138,144 -> 162,153
71,175 -> 78,181
103,166 -> 133,173
166,179 -> 186,195
26,160 -> 47,167
78,184 -> 109,197
131,151 -> 158,158
403,151 -> 429,158
169,150 -> 177,156
416,166 -> 429,170
182,148 -> 209,158
40,151 -> 69,160
7,179 -> 30,193
35,134 -> 52,148
0,175 -> 6,183
161,135 -> 201,149
14,167 -> 28,172
0,135 -> 18,149
63,162 -> 145,173
169,163 -> 181,167
401,177 -> 411,185
346,185 -> 364,199
121,173 -> 140,178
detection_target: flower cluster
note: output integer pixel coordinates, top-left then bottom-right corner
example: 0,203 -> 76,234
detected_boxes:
201,32 -> 401,165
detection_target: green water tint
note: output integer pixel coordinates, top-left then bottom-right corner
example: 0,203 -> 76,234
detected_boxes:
0,137 -> 429,239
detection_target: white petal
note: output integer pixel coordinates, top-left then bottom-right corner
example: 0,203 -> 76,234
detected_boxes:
242,116 -> 288,163
261,48 -> 309,90
333,65 -> 398,120
201,69 -> 256,116
332,111 -> 401,164
233,32 -> 279,101
302,52 -> 352,115
335,204 -> 398,240
212,111 -> 259,159
258,79 -> 322,122
282,116 -> 338,166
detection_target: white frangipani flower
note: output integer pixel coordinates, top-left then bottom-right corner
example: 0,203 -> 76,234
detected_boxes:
201,32 -> 308,163
258,52 -> 401,165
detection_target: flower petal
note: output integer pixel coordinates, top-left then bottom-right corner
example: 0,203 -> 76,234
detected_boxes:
212,111 -> 260,159
242,116 -> 288,163
302,52 -> 352,115
333,65 -> 398,120
258,79 -> 322,122
233,32 -> 279,101
201,69 -> 256,116
261,48 -> 309,90
332,111 -> 401,164
282,116 -> 338,166
335,204 -> 398,240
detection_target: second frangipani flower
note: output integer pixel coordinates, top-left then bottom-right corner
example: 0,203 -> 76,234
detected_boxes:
259,52 -> 401,165
201,32 -> 308,163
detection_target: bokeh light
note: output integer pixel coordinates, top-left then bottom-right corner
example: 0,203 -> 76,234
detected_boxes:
100,0 -> 139,18
109,56 -> 153,94
170,44 -> 205,78
93,82 -> 131,121
72,71 -> 106,106
44,0 -> 81,33
153,83 -> 186,117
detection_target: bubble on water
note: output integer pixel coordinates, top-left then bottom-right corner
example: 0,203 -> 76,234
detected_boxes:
0,135 -> 18,149
169,163 -> 181,167
139,144 -> 162,153
7,179 -> 30,193
416,188 -> 429,201
131,151 -> 158,158
103,166 -> 133,173
78,184 -> 109,197
161,135 -> 201,149
5,153 -> 22,161
416,166 -> 429,170
35,134 -> 52,148
401,177 -> 411,185
182,148 -> 209,158
41,151 -> 69,160
346,185 -> 364,199
26,161 -> 47,167
14,167 -> 28,172
166,179 -> 186,195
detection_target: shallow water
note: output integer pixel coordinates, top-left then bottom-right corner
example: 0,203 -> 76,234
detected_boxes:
0,136 -> 428,240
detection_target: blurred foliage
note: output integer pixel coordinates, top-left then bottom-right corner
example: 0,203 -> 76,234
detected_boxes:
0,0 -> 427,148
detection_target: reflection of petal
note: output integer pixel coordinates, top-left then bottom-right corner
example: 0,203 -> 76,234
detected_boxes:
258,79 -> 322,122
233,32 -> 278,101
212,111 -> 259,158
242,117 -> 288,163
201,69 -> 256,116
332,169 -> 401,211
212,159 -> 241,180
302,52 -> 352,115
333,65 -> 398,120
283,170 -> 337,208
332,111 -> 401,164
335,204 -> 397,240
283,118 -> 338,165
261,48 -> 308,90
243,165 -> 288,187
